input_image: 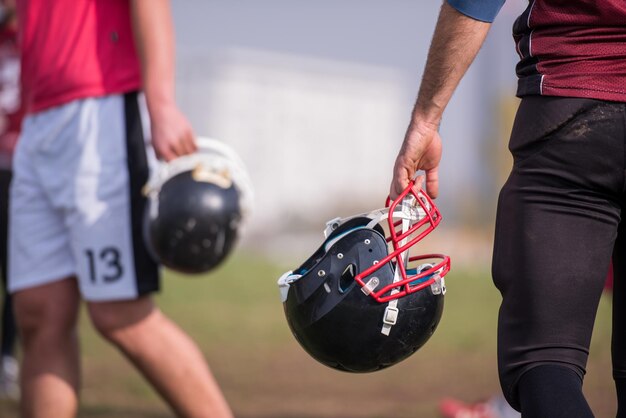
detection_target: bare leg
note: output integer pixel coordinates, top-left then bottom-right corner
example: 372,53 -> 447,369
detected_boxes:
88,296 -> 233,418
14,278 -> 81,418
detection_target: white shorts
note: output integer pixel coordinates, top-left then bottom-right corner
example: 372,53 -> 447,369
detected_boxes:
8,93 -> 160,301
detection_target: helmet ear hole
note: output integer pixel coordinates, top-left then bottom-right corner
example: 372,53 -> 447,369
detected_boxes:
339,264 -> 356,293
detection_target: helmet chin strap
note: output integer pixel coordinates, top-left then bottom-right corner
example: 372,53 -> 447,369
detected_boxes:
381,195 -> 413,336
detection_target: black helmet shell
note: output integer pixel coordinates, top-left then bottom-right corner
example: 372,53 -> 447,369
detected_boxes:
144,170 -> 242,274
282,218 -> 444,373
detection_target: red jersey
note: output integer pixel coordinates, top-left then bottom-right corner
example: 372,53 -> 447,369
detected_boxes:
17,0 -> 142,113
514,0 -> 626,101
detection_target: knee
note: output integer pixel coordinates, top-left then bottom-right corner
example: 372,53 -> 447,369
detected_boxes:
498,365 -> 522,411
499,362 -> 586,411
88,296 -> 155,344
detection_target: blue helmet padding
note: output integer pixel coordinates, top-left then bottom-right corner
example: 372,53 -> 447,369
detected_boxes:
294,217 -> 382,276
296,226 -> 369,276
323,226 -> 367,252
407,267 -> 434,286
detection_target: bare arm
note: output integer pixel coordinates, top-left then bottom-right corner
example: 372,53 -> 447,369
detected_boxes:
131,0 -> 196,161
390,1 -> 491,198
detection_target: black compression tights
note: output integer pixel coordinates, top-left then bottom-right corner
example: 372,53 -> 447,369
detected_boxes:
616,379 -> 626,418
518,365 -> 593,418
0,169 -> 16,358
1,294 -> 16,357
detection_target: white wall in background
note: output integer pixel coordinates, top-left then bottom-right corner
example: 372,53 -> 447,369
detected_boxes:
177,49 -> 407,237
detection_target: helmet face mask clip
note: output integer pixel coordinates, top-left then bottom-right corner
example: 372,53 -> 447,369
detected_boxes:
277,180 -> 451,373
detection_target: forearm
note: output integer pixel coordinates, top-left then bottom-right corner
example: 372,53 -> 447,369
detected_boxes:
412,1 -> 492,127
131,0 -> 176,115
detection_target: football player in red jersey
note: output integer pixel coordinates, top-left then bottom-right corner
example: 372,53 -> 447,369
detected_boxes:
0,0 -> 22,401
10,1 -> 232,417
392,1 -> 626,417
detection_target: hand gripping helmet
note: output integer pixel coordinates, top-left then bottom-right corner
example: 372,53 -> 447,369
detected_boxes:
277,181 -> 450,372
143,137 -> 253,274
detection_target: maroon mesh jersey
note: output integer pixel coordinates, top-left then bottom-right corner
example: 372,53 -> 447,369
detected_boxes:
514,0 -> 626,101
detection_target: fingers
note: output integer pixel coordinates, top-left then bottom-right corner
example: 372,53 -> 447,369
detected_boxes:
390,124 -> 442,200
425,167 -> 439,199
390,161 -> 412,200
154,139 -> 193,162
390,163 -> 440,201
413,175 -> 424,195
154,142 -> 176,162
168,138 -> 185,158
167,127 -> 195,158
151,114 -> 197,162
179,130 -> 197,155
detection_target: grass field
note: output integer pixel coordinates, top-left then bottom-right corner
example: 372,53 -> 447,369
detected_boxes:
0,252 -> 615,418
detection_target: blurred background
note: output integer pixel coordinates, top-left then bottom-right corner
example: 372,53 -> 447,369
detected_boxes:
174,0 -> 525,264
174,0 -> 527,235
0,1 -> 616,417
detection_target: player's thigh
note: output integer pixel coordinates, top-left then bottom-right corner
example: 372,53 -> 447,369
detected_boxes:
8,119 -> 75,293
66,93 -> 159,302
87,295 -> 155,338
493,96 -> 623,405
13,278 -> 81,337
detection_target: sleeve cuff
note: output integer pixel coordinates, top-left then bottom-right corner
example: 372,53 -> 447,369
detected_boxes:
446,0 -> 506,23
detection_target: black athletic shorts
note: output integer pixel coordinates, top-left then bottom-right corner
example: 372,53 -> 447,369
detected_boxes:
493,96 -> 626,409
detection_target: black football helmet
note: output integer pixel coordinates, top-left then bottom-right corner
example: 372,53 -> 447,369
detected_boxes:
143,137 -> 252,274
277,181 -> 450,372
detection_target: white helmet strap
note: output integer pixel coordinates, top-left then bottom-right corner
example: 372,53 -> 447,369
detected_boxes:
143,137 -> 254,219
381,195 -> 413,336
